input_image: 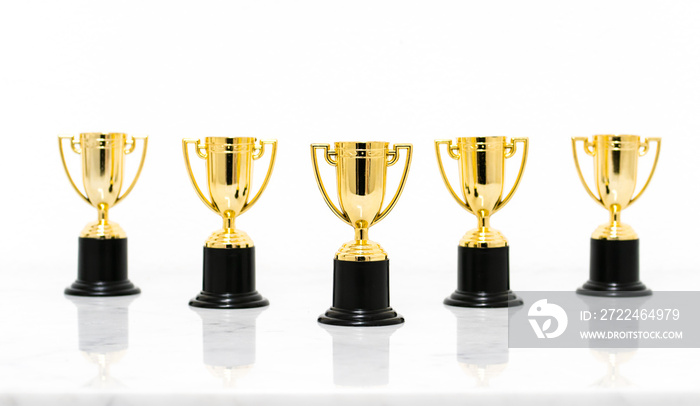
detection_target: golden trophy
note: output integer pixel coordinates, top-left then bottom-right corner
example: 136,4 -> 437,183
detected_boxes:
59,133 -> 147,296
435,137 -> 528,307
311,141 -> 412,326
572,135 -> 661,296
183,137 -> 277,309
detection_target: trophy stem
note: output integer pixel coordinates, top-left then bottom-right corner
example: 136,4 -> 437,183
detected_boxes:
97,203 -> 109,226
609,204 -> 621,227
477,210 -> 491,232
222,210 -> 235,231
354,227 -> 369,242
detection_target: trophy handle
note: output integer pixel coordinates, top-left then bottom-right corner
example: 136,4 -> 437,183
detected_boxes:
493,137 -> 528,214
183,138 -> 219,214
571,136 -> 605,208
628,137 -> 661,206
58,135 -> 91,205
311,144 -> 351,226
239,139 -> 278,215
114,135 -> 148,206
434,139 -> 472,214
372,144 -> 413,226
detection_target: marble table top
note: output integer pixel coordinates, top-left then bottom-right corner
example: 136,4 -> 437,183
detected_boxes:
1,263 -> 697,406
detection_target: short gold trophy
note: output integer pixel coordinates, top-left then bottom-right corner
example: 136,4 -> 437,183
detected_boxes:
436,137 -> 528,307
311,142 -> 412,326
572,135 -> 661,296
183,137 -> 277,309
59,133 -> 147,296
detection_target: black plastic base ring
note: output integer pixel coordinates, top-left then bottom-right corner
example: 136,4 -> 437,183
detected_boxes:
65,237 -> 140,297
189,291 -> 269,309
444,290 -> 523,308
65,280 -> 140,297
318,259 -> 404,327
577,281 -> 652,297
444,245 -> 522,308
189,246 -> 268,309
577,238 -> 651,297
319,307 -> 404,327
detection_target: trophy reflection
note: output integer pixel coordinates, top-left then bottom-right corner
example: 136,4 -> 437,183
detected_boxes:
59,133 -> 147,296
436,137 -> 528,307
572,135 -> 661,296
66,295 -> 137,388
183,137 -> 277,309
191,307 -> 266,387
311,142 -> 412,326
447,307 -> 510,387
320,324 -> 401,387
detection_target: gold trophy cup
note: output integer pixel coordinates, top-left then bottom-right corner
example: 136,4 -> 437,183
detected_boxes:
572,135 -> 661,296
183,137 -> 277,309
311,141 -> 412,326
59,133 -> 147,296
436,137 -> 528,307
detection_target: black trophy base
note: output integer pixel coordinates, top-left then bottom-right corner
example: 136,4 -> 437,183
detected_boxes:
444,245 -> 523,308
577,281 -> 651,297
65,280 -> 141,297
577,238 -> 652,298
189,291 -> 269,309
318,259 -> 404,327
319,307 -> 404,327
189,246 -> 269,310
65,237 -> 140,297
444,290 -> 522,308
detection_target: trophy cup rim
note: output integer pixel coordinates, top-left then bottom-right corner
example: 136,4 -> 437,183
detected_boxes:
456,136 -> 507,146
204,137 -> 256,144
79,133 -> 127,140
593,134 -> 641,148
335,141 -> 389,148
593,134 -> 640,141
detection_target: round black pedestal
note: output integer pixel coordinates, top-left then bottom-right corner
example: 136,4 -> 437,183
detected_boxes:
318,259 -> 404,327
189,246 -> 269,309
444,246 -> 522,308
577,238 -> 651,297
65,238 -> 140,297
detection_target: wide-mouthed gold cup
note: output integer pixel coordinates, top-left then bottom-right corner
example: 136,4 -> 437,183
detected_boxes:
59,133 -> 148,297
183,137 -> 277,309
59,133 -> 148,239
572,135 -> 661,240
436,136 -> 527,308
183,137 -> 277,249
572,135 -> 661,297
311,142 -> 412,262
435,136 -> 528,248
312,141 -> 411,326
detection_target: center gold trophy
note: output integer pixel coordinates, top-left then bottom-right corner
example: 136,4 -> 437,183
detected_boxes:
311,142 -> 412,326
183,137 -> 277,309
572,135 -> 661,296
436,137 -> 528,307
59,133 -> 147,296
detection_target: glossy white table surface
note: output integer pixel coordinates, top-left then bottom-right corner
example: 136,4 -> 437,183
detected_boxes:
1,260 -> 697,406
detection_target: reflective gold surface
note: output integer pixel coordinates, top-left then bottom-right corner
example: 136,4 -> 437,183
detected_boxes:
572,135 -> 661,241
435,137 -> 528,248
311,142 -> 412,262
59,133 -> 148,239
183,137 -> 277,249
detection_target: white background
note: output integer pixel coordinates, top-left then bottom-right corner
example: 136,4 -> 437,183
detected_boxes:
0,1 -> 699,400
1,0 -> 696,295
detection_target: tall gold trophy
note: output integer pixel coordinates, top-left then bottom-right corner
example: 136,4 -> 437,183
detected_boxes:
59,133 -> 147,296
183,137 -> 277,309
572,135 -> 661,296
436,137 -> 528,307
311,142 -> 412,326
